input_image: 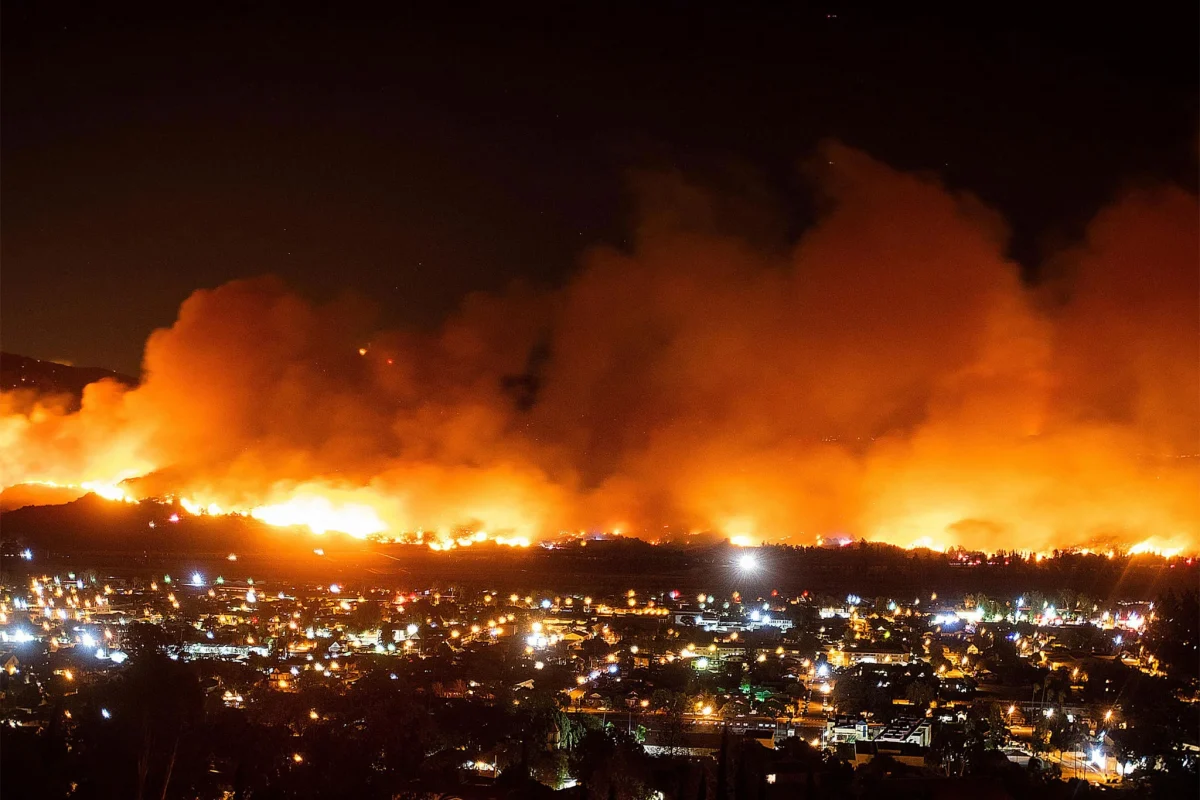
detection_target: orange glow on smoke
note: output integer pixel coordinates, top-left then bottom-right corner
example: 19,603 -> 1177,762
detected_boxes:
1,144 -> 1196,554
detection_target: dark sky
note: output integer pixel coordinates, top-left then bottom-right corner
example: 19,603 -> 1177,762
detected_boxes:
3,2 -> 1196,375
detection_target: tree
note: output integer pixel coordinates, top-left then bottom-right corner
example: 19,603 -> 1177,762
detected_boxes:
929,724 -> 969,777
1,724 -> 72,798
579,637 -> 612,662
927,642 -> 952,673
568,727 -> 652,800
1040,668 -> 1071,705
653,691 -> 689,755
1030,709 -> 1057,756
76,654 -> 205,800
1108,668 -> 1200,793
904,680 -> 935,710
833,675 -> 868,715
966,701 -> 1008,751
346,599 -> 383,634
715,727 -> 729,800
123,621 -> 172,661
832,674 -> 890,718
1144,589 -> 1199,681
531,751 -> 570,789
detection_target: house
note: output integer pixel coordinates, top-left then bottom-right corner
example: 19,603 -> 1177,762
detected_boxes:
827,644 -> 911,668
825,716 -> 873,743
1,653 -> 19,676
853,739 -> 928,767
582,692 -> 608,710
559,630 -> 587,645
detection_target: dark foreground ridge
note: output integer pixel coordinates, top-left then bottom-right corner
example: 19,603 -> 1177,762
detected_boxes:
2,493 -> 1194,601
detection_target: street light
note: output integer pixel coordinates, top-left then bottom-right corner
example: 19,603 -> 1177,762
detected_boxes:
737,553 -> 759,571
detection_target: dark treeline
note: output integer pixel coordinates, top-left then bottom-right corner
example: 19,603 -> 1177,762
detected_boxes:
3,500 -> 1194,603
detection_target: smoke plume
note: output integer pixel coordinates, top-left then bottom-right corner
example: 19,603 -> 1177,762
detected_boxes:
2,142 -> 1196,552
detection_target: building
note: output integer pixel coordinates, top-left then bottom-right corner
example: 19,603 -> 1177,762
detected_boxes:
825,716 -> 873,743
874,716 -> 932,748
852,739 -> 928,768
826,644 -> 911,668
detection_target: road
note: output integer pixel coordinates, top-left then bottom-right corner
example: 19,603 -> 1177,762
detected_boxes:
574,707 -> 828,733
1042,750 -> 1118,784
1005,749 -> 1118,785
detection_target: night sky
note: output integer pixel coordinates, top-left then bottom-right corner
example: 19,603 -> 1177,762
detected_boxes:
4,3 -> 1196,375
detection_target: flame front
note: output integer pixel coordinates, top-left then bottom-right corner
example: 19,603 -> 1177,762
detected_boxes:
248,496 -> 386,538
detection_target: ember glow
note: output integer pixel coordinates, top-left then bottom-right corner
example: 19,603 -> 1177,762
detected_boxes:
1,145 -> 1196,553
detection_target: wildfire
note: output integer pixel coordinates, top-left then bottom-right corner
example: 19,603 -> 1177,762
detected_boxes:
4,474 -> 1196,559
179,498 -> 224,516
4,476 -> 537,547
426,533 -> 531,551
18,479 -> 137,504
79,481 -> 136,503
1,145 -> 1196,555
1128,538 -> 1187,559
249,495 -> 387,538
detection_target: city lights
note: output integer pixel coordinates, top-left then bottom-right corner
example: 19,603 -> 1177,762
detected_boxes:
0,560 -> 1186,792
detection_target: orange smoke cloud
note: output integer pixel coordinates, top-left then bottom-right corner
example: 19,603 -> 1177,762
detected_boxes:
2,142 -> 1196,552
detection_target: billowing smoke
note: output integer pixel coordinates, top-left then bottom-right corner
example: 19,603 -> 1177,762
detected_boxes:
2,143 -> 1196,552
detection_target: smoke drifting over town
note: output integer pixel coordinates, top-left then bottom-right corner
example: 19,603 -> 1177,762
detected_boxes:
3,143 -> 1196,553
